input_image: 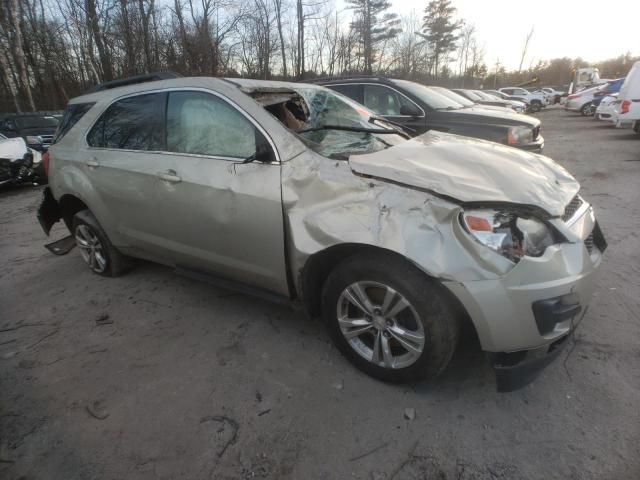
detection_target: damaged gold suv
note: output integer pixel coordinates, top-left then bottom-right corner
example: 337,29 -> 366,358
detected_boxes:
38,74 -> 606,391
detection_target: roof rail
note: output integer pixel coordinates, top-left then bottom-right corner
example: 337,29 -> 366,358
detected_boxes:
86,71 -> 183,93
303,75 -> 391,84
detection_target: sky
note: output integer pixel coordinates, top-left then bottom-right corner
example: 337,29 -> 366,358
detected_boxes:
338,0 -> 640,70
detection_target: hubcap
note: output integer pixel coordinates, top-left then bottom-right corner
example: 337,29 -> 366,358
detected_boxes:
337,281 -> 426,369
75,224 -> 107,273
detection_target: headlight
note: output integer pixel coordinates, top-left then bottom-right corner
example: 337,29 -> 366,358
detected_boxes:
460,209 -> 555,263
507,126 -> 533,145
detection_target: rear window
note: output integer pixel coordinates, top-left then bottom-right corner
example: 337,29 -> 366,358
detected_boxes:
87,93 -> 166,150
53,103 -> 94,143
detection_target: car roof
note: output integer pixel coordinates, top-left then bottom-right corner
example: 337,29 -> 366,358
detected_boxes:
69,76 -> 322,105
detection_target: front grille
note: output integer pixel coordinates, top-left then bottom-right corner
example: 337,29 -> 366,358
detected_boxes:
562,195 -> 583,222
585,232 -> 594,254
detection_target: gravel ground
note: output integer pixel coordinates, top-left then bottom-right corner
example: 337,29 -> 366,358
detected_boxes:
1,108 -> 639,480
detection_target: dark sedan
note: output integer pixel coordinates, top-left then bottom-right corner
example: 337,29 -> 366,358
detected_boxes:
311,77 -> 543,152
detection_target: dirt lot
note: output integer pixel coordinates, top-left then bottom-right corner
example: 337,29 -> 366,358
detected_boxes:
1,108 -> 639,480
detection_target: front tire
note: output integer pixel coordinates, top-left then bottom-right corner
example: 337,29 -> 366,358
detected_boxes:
72,210 -> 132,277
321,252 -> 460,383
529,101 -> 542,113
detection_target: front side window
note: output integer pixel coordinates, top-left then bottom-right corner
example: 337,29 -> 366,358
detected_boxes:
87,92 -> 165,150
166,91 -> 256,158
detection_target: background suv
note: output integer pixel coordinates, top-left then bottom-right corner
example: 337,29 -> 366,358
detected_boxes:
312,77 -> 544,152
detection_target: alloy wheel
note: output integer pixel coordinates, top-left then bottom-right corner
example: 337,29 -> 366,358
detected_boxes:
75,224 -> 107,273
336,281 -> 426,369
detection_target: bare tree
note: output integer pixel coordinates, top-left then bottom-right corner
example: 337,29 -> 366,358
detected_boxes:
517,27 -> 534,74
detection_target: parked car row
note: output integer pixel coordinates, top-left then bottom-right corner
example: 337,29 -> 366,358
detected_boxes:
34,72 -> 605,392
311,77 -> 544,152
570,61 -> 640,135
0,111 -> 60,187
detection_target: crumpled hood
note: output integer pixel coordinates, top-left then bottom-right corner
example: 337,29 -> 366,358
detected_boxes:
349,131 -> 579,217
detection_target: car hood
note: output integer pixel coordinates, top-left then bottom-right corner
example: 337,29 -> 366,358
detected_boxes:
349,131 -> 579,217
442,106 -> 539,127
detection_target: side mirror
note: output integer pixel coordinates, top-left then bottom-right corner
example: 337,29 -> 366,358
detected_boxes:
400,104 -> 421,117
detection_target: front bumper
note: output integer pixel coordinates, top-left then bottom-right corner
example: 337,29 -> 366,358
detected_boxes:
444,206 -> 605,389
515,134 -> 544,153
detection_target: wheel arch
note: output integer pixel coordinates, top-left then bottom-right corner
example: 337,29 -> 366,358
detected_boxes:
58,193 -> 90,231
300,243 -> 473,333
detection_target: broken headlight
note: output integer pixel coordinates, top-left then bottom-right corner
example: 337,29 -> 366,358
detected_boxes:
460,209 -> 555,263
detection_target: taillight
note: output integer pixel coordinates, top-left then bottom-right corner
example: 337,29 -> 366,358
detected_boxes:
567,94 -> 581,100
621,100 -> 631,114
42,151 -> 50,177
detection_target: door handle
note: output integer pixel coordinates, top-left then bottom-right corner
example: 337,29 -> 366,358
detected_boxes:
86,159 -> 99,168
157,170 -> 181,183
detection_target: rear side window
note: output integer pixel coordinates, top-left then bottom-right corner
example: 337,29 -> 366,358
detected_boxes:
53,103 -> 94,143
87,93 -> 165,150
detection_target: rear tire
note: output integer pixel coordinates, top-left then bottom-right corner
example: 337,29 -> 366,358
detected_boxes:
580,103 -> 592,116
321,252 -> 460,383
72,210 -> 132,277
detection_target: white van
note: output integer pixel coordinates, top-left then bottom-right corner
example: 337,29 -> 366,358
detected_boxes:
616,61 -> 640,133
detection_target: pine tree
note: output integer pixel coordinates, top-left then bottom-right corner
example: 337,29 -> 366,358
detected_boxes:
419,0 -> 462,78
346,0 -> 401,75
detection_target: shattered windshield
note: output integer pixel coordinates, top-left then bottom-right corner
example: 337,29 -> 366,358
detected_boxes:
255,86 -> 406,160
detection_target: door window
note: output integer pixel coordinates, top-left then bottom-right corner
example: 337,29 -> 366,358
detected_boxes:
363,85 -> 415,116
166,91 -> 256,158
87,93 -> 165,150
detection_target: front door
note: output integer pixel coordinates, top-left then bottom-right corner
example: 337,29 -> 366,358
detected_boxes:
154,90 -> 288,295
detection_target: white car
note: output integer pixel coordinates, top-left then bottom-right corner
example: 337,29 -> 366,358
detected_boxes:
564,85 -> 601,116
616,61 -> 640,133
595,94 -> 619,123
540,87 -> 565,104
499,87 -> 548,112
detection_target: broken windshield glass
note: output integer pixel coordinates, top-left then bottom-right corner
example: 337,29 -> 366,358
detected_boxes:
250,86 -> 406,159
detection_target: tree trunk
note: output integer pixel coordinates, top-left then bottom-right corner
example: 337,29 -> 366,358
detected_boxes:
8,0 -> 36,110
86,0 -> 113,81
275,0 -> 286,78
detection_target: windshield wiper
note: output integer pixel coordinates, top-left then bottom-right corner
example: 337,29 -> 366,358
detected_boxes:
367,116 -> 413,138
296,125 -> 403,135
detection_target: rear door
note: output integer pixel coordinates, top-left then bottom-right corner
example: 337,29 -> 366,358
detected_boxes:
154,89 -> 288,295
85,92 -> 174,258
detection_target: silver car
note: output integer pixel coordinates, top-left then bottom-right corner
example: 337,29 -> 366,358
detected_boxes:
38,76 -> 606,391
